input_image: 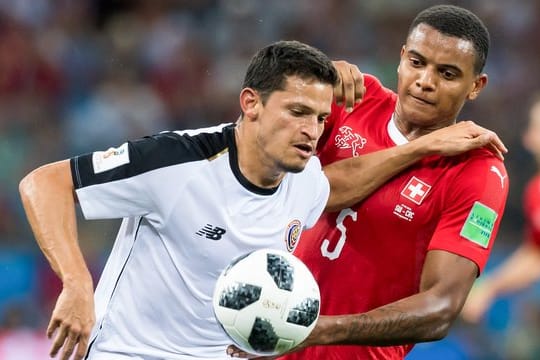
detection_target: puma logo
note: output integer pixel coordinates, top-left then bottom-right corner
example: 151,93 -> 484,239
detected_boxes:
490,166 -> 506,188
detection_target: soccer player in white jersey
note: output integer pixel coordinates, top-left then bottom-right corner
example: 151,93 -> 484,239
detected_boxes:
19,40 -> 505,360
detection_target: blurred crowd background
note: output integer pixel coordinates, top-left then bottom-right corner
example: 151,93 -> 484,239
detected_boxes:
0,0 -> 539,358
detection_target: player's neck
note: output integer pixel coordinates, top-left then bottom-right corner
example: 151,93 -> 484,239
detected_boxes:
234,122 -> 284,189
392,111 -> 456,141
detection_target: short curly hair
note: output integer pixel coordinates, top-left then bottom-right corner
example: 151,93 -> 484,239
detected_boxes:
409,5 -> 490,74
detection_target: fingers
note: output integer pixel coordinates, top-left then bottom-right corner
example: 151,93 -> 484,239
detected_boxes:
488,142 -> 504,161
74,334 -> 90,360
48,318 -> 90,360
487,132 -> 507,155
50,323 -> 68,358
458,121 -> 507,160
476,133 -> 504,161
332,60 -> 364,111
227,345 -> 250,358
61,330 -> 80,360
47,317 -> 60,339
350,65 -> 365,105
226,345 -> 276,359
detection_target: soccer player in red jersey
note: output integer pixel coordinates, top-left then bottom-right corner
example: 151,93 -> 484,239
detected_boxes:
269,5 -> 509,360
461,94 -> 540,323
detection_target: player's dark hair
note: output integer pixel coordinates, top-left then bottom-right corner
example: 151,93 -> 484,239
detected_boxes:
242,40 -> 338,103
409,5 -> 490,74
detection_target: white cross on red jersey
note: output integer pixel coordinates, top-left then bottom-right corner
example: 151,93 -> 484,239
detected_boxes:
401,176 -> 431,205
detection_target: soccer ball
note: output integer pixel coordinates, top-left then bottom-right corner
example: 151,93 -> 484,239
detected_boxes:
213,249 -> 320,356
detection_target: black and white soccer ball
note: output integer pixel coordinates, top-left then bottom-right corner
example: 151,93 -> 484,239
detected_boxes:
213,248 -> 320,356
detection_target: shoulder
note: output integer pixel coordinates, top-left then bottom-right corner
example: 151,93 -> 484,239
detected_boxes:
133,123 -> 234,167
304,156 -> 323,173
289,156 -> 326,187
71,123 -> 235,189
363,74 -> 397,102
445,148 -> 507,179
442,149 -> 508,197
328,74 -> 396,123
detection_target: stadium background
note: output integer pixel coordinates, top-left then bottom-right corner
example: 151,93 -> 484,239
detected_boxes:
0,0 -> 538,358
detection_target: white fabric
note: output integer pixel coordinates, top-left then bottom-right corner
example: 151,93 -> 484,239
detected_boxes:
74,126 -> 329,359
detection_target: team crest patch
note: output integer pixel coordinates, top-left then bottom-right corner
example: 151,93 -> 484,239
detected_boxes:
285,220 -> 302,252
401,177 -> 431,205
460,201 -> 497,248
334,126 -> 367,157
92,143 -> 130,174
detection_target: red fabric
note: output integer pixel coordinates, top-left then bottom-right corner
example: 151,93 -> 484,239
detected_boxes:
283,74 -> 508,360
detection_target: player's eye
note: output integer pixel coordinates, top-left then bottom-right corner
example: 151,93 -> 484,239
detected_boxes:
441,69 -> 458,80
290,109 -> 304,117
409,57 -> 423,67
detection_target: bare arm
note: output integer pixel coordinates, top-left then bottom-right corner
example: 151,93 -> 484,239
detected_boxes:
304,250 -> 477,346
324,121 -> 507,212
19,159 -> 94,360
461,242 -> 540,323
226,250 -> 477,358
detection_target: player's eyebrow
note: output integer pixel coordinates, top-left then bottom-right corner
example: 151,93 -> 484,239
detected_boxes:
407,49 -> 464,75
288,103 -> 330,118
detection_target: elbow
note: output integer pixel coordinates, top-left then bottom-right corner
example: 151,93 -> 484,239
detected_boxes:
426,321 -> 451,342
423,297 -> 462,342
19,170 -> 38,204
326,185 -> 368,212
19,161 -> 75,204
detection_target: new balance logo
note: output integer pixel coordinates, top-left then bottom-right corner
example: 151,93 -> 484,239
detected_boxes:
196,224 -> 226,240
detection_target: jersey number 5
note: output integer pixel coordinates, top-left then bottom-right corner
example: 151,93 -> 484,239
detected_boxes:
320,208 -> 357,260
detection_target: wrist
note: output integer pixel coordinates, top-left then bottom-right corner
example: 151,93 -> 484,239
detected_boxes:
308,315 -> 350,346
396,140 -> 431,166
63,271 -> 94,290
406,136 -> 437,157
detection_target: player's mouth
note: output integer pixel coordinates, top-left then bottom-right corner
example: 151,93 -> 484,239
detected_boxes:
293,143 -> 314,158
410,94 -> 435,106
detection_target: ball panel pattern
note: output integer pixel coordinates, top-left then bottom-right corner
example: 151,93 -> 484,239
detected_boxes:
248,317 -> 279,352
266,253 -> 294,291
286,298 -> 320,326
218,282 -> 262,310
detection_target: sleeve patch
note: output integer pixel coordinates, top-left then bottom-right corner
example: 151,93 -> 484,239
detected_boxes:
460,201 -> 497,248
92,143 -> 130,174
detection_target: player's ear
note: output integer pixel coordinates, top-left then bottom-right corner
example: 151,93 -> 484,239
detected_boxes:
467,74 -> 488,100
239,88 -> 260,120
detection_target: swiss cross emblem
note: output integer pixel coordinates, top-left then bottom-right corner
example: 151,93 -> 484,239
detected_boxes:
401,177 -> 431,205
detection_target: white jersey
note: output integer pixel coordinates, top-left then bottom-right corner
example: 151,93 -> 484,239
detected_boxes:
70,123 -> 330,359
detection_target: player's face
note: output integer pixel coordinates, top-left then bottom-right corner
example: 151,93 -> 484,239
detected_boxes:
395,24 -> 487,131
256,75 -> 332,174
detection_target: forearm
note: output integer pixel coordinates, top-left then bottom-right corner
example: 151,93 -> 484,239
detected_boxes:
482,243 -> 540,297
19,161 -> 93,286
324,120 -> 507,211
308,291 -> 454,347
324,140 -> 430,211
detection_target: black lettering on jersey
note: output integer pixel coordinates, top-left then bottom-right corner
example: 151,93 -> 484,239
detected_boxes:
196,224 -> 227,240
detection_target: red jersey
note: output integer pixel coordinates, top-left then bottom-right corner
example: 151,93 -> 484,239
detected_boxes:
283,75 -> 509,360
524,174 -> 540,247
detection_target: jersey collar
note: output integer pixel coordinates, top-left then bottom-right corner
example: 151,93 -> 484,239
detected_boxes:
387,113 -> 409,145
